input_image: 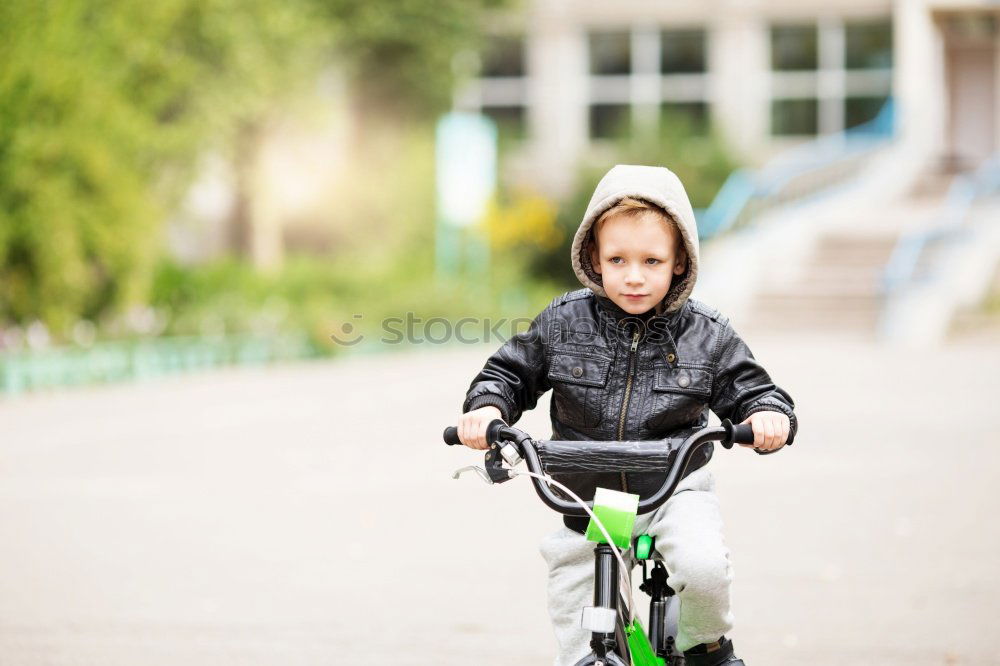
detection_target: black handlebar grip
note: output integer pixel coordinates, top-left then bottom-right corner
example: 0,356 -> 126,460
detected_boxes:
443,419 -> 509,447
721,419 -> 753,449
722,419 -> 788,455
732,424 -> 755,445
443,426 -> 462,446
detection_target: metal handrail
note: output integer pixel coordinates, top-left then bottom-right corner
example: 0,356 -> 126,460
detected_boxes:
881,154 -> 1000,298
698,98 -> 895,239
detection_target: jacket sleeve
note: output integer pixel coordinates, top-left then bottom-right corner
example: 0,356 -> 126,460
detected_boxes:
709,321 -> 798,443
462,304 -> 552,425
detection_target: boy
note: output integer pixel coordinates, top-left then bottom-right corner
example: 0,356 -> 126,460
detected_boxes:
456,164 -> 797,666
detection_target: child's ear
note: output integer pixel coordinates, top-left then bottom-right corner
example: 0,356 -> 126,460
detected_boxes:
589,241 -> 602,274
673,247 -> 687,276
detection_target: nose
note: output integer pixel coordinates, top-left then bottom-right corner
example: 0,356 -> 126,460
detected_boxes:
625,265 -> 644,286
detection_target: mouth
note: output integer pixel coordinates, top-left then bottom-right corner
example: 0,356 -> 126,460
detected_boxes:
622,294 -> 649,299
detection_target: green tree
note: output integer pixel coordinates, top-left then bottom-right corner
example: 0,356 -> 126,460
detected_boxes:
0,0 -> 324,334
0,0 -> 510,338
321,0 -> 513,119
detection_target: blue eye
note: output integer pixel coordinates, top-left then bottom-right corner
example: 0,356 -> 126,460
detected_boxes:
609,257 -> 624,264
645,258 -> 662,265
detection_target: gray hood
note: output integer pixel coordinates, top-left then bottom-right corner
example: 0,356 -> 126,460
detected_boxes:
571,164 -> 700,314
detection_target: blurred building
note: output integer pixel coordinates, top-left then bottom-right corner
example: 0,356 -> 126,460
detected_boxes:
459,0 -> 999,195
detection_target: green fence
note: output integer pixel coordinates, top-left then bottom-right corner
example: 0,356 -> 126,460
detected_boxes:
0,333 -> 323,396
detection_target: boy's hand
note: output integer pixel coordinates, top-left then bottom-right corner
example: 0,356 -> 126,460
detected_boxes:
740,411 -> 790,452
457,406 -> 504,450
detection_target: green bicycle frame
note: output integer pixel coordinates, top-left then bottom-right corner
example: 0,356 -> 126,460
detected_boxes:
626,618 -> 666,666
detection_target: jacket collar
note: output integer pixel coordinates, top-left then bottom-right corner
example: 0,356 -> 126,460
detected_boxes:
594,295 -> 687,352
595,294 -> 686,328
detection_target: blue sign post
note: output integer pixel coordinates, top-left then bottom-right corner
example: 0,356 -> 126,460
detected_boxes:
435,112 -> 498,281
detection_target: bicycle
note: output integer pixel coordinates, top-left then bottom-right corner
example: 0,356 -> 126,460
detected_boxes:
443,419 -> 764,666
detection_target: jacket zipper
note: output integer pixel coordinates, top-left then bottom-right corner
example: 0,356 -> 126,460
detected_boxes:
617,329 -> 641,493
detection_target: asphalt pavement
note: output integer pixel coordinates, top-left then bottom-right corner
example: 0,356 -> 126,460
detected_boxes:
0,336 -> 997,665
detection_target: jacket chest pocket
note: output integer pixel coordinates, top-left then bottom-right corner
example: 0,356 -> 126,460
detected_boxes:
644,366 -> 712,431
548,353 -> 611,429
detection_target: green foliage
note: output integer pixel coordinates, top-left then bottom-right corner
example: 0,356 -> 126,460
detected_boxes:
320,0 -> 517,117
149,251 -> 556,354
0,0 -> 328,336
0,0 -> 512,341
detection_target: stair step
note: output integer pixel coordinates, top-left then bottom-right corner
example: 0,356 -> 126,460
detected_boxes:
747,232 -> 900,336
816,234 -> 899,249
746,318 -> 880,336
782,274 -> 884,289
810,245 -> 896,262
755,291 -> 882,305
749,308 -> 880,323
744,319 -> 878,338
910,172 -> 956,199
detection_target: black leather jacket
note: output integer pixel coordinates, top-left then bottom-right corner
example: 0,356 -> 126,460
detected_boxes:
463,289 -> 798,532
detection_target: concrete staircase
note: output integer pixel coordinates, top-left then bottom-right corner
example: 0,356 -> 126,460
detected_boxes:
702,162 -> 969,342
908,167 -> 957,202
744,233 -> 899,338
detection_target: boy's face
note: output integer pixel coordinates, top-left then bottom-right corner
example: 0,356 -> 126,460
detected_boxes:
590,212 -> 686,315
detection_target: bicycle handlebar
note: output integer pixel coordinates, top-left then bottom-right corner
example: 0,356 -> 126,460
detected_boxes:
443,420 -> 762,516
443,422 -> 758,448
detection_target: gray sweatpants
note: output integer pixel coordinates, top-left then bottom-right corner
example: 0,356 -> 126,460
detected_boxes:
538,468 -> 734,665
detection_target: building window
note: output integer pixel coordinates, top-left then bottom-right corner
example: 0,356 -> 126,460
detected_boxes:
769,18 -> 892,137
588,29 -> 631,139
481,35 -> 525,78
586,26 -> 710,141
845,20 -> 892,70
844,95 -> 889,129
770,23 -> 819,136
661,102 -> 708,133
482,105 -> 527,144
462,33 -> 530,148
772,98 -> 819,136
590,104 -> 632,139
661,29 -> 706,74
771,25 -> 818,71
589,31 -> 631,75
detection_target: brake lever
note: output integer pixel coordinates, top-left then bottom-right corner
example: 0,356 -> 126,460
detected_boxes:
484,445 -> 514,483
451,428 -> 518,484
451,446 -> 518,484
452,465 -> 493,484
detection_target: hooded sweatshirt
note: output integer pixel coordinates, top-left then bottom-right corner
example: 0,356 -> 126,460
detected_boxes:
571,164 -> 700,313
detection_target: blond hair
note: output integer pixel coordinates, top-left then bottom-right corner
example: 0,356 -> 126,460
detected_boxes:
595,197 -> 666,229
590,197 -> 686,261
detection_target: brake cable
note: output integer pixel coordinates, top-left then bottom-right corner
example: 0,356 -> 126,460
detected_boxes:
506,469 -> 637,622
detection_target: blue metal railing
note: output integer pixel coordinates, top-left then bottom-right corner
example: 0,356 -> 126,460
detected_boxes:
698,98 -> 895,240
881,153 -> 1000,299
